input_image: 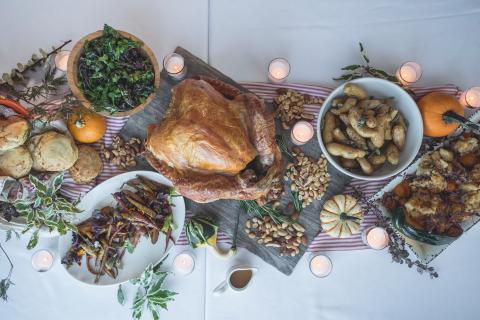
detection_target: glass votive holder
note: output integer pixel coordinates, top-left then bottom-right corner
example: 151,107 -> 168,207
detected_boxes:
172,251 -> 195,276
309,253 -> 333,278
54,50 -> 70,72
291,120 -> 314,145
395,61 -> 422,86
459,87 -> 480,108
31,249 -> 54,272
361,226 -> 389,250
268,58 -> 290,84
163,52 -> 187,80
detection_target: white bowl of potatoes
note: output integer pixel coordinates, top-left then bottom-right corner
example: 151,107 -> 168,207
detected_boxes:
317,77 -> 423,181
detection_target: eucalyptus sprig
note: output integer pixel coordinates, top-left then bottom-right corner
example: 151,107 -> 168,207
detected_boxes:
0,243 -> 14,302
352,188 -> 438,279
0,40 -> 71,86
127,262 -> 177,320
13,173 -> 80,249
334,42 -> 414,95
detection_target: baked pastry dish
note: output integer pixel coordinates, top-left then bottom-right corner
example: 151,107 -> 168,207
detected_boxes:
27,131 -> 78,172
69,145 -> 103,184
145,77 -> 283,203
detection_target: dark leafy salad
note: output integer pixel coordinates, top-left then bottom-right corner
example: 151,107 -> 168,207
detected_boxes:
62,176 -> 177,283
78,24 -> 155,114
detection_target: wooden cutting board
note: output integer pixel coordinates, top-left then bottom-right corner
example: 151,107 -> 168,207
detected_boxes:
119,46 -> 351,275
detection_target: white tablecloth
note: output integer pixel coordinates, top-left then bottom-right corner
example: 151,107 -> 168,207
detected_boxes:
2,1 -> 480,319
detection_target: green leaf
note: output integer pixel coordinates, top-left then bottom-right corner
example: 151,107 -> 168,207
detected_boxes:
27,230 -> 40,250
0,278 -> 14,302
50,172 -> 64,194
117,285 -> 125,305
333,73 -> 355,81
29,174 -> 48,198
341,64 -> 362,71
124,239 -> 135,254
161,214 -> 175,233
359,42 -> 370,64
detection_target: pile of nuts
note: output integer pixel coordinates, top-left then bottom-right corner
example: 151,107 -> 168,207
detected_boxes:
99,135 -> 142,169
274,88 -> 323,130
285,147 -> 330,208
245,215 -> 307,257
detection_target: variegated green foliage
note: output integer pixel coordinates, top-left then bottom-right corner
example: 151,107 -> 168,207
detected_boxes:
13,173 -> 80,249
185,216 -> 218,249
129,262 -> 177,320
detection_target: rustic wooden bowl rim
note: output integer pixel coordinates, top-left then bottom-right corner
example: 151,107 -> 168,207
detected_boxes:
67,29 -> 160,117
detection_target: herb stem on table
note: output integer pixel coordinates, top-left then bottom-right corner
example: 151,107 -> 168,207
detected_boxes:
334,42 -> 414,96
0,242 -> 14,302
352,187 -> 438,278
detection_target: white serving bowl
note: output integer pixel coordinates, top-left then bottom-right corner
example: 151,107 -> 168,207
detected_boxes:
316,77 -> 423,181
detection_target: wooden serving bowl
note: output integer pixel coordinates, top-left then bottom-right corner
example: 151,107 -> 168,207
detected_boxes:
67,30 -> 160,117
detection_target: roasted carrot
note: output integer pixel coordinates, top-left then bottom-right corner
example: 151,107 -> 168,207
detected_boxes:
393,180 -> 411,199
0,96 -> 29,117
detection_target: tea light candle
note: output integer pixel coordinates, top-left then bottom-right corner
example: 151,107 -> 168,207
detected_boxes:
173,252 -> 195,275
268,58 -> 290,84
31,249 -> 54,272
395,61 -> 422,85
54,50 -> 70,72
163,53 -> 186,80
309,254 -> 332,278
291,120 -> 314,145
362,226 -> 389,250
459,87 -> 480,108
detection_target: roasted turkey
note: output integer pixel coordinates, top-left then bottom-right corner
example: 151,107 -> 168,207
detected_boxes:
145,77 -> 283,203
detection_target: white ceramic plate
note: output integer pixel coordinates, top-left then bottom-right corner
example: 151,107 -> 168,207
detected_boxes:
58,171 -> 185,286
316,77 -> 423,180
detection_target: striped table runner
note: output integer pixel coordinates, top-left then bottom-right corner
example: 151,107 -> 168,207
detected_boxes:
60,82 -> 461,251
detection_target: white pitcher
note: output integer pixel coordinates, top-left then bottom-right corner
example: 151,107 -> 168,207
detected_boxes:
213,266 -> 258,296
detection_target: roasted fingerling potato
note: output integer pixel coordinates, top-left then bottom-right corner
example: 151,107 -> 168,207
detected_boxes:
321,82 -> 408,175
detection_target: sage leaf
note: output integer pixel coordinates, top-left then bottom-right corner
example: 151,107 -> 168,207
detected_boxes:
341,64 -> 362,71
117,285 -> 125,305
27,230 -> 40,250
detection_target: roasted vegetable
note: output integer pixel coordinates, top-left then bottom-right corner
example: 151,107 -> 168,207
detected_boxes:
391,207 -> 460,246
326,142 -> 367,159
62,176 -> 176,282
185,216 -> 236,258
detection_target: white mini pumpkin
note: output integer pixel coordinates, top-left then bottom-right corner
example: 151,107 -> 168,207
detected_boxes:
320,194 -> 364,238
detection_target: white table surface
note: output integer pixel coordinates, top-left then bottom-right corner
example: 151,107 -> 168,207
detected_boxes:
2,1 -> 480,319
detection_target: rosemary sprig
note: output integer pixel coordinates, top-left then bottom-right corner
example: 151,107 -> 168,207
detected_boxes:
275,135 -> 293,159
352,187 -> 438,279
291,191 -> 302,213
334,42 -> 414,96
239,200 -> 295,225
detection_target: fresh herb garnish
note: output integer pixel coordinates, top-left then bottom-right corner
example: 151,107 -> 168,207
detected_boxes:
117,284 -> 125,305
334,42 -> 414,96
239,200 -> 295,225
0,243 -> 14,302
78,24 -> 155,114
13,173 -> 80,250
130,262 -> 177,320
